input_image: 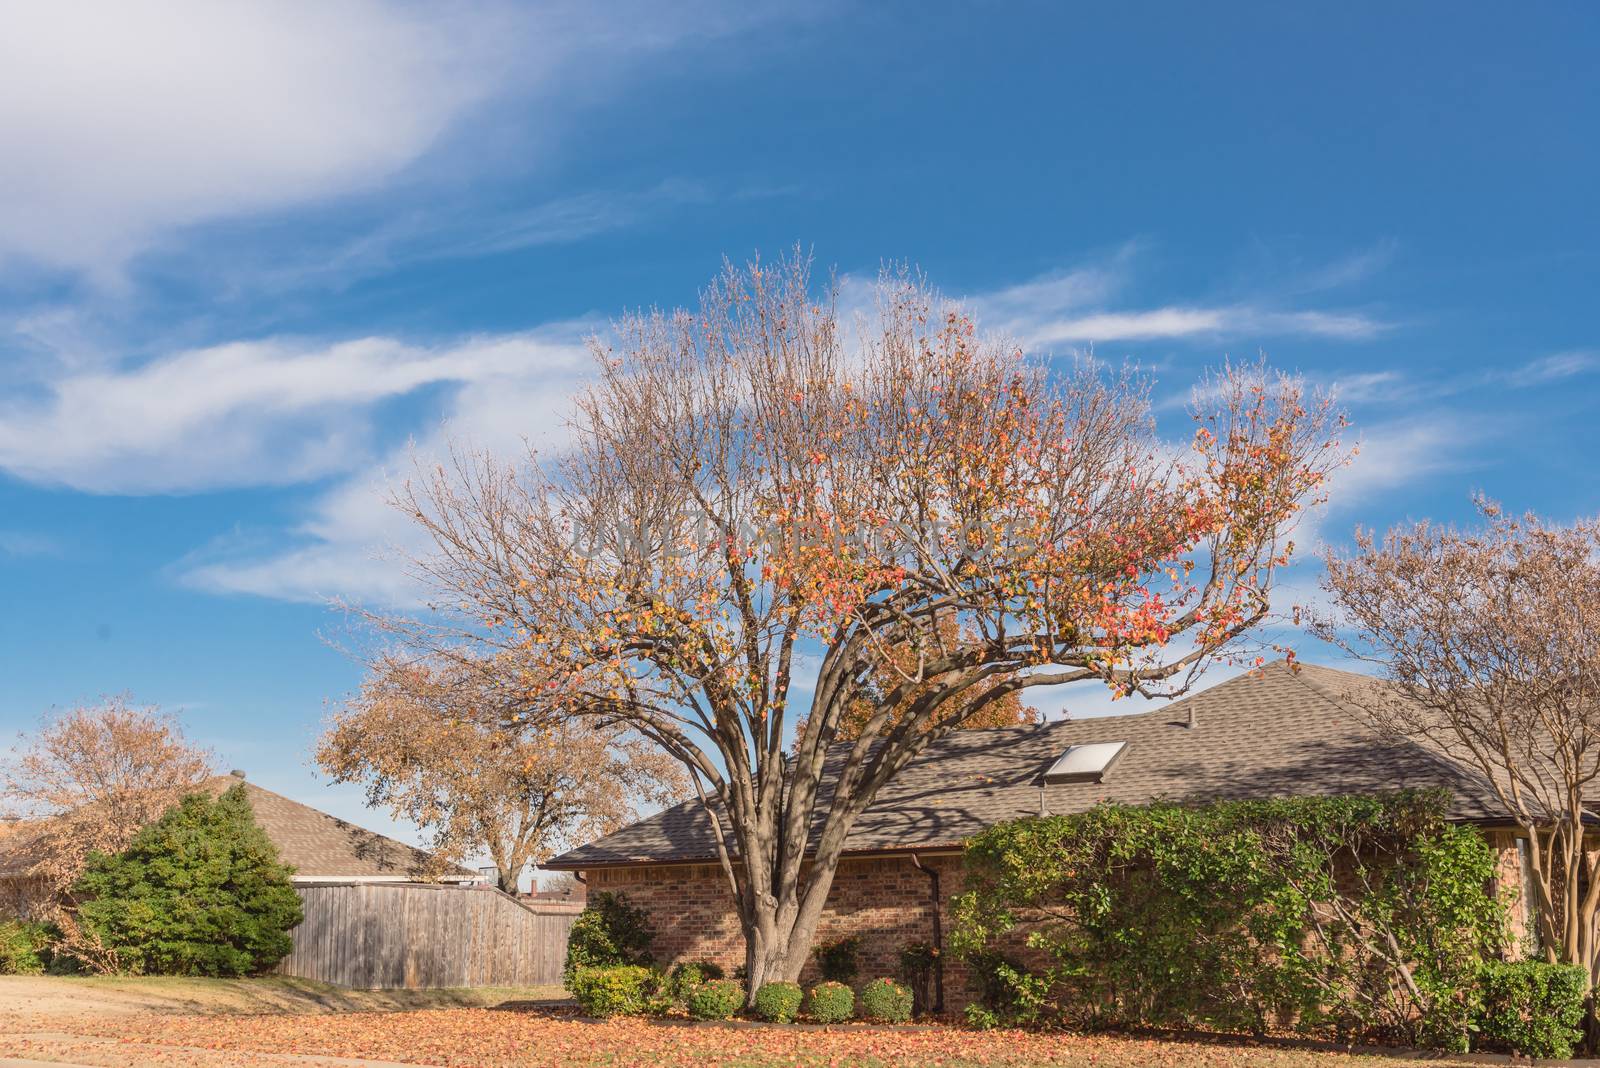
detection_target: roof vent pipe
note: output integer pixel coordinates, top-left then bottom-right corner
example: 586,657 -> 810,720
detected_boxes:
1187,705 -> 1198,730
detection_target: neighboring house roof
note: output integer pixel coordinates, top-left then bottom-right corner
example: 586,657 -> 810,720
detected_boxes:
200,773 -> 476,882
546,660 -> 1512,871
0,771 -> 473,883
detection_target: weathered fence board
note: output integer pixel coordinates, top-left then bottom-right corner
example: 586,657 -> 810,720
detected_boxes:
275,882 -> 579,989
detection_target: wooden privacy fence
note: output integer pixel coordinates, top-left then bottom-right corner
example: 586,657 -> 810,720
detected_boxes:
275,882 -> 581,989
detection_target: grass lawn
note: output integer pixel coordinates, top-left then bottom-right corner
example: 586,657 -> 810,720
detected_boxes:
0,979 -> 1500,1068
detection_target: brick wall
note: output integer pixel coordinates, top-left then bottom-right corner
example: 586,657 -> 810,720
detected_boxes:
587,852 -> 971,1004
585,834 -> 1536,1013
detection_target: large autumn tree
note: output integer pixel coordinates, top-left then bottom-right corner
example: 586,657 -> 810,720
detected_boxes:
1314,500 -> 1600,986
388,255 -> 1346,990
317,655 -> 685,892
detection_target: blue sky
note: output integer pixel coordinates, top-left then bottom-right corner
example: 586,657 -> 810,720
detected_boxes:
1,2 -> 1596,852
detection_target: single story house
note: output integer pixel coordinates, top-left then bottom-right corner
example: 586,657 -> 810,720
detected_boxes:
546,660 -> 1537,1003
0,770 -> 478,913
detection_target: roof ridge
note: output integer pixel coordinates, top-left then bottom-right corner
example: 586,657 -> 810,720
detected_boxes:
1284,663 -> 1508,807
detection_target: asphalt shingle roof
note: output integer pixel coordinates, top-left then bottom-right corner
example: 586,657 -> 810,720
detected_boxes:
206,775 -> 474,880
547,660 -> 1511,870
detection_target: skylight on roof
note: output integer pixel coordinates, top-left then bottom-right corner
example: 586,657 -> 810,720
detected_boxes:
1043,741 -> 1128,784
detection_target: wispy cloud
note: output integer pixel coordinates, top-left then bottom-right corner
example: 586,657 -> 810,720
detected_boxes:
965,250 -> 1393,351
1507,350 -> 1595,385
0,530 -> 60,558
0,328 -> 592,494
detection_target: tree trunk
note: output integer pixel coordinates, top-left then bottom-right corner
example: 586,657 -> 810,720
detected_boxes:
736,855 -> 844,1002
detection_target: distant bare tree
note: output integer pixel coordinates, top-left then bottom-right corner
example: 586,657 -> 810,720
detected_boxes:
318,655 -> 686,894
1314,499 -> 1600,984
2,697 -> 214,901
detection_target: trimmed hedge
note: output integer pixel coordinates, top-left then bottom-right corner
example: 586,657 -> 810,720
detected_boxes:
1473,960 -> 1587,1059
859,977 -> 913,1023
953,791 -> 1506,1048
752,980 -> 803,1023
686,977 -> 745,1020
570,964 -> 654,1018
805,980 -> 855,1023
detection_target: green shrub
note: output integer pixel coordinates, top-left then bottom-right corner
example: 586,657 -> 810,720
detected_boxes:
668,959 -> 725,997
563,892 -> 655,987
1473,960 -> 1587,1058
74,786 -> 302,976
570,964 -> 654,1018
0,920 -> 53,975
685,977 -> 744,1020
859,977 -> 913,1023
953,791 -> 1505,1046
752,980 -> 803,1023
813,934 -> 862,984
805,980 -> 855,1023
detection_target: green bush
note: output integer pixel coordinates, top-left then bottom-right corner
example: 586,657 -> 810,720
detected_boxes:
74,785 -> 302,976
813,934 -> 862,984
685,977 -> 745,1020
859,977 -> 913,1023
570,964 -> 654,1018
805,980 -> 855,1023
953,791 -> 1506,1047
1473,960 -> 1587,1058
668,959 -> 725,997
751,980 -> 803,1023
563,892 -> 655,987
0,920 -> 53,975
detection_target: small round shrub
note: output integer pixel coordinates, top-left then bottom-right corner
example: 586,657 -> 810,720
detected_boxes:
752,980 -> 803,1023
669,959 -> 725,997
859,977 -> 913,1023
686,977 -> 745,1020
804,980 -> 855,1023
570,964 -> 654,1018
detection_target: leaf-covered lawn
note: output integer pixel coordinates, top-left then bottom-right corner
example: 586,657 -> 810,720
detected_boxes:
0,1007 -> 1486,1068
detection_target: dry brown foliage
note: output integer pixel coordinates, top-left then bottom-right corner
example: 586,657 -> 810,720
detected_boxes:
317,656 -> 686,892
1314,498 -> 1600,982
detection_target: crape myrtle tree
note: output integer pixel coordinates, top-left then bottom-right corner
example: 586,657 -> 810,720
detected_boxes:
317,655 -> 686,892
1314,501 -> 1600,985
389,255 -> 1348,992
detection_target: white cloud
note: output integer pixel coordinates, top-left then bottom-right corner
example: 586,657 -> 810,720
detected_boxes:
175,334 -> 593,604
0,2 -> 800,285
0,530 -> 60,558
1011,305 -> 1389,347
0,2 -> 515,281
961,252 -> 1392,351
1510,350 -> 1595,385
0,329 -> 591,493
